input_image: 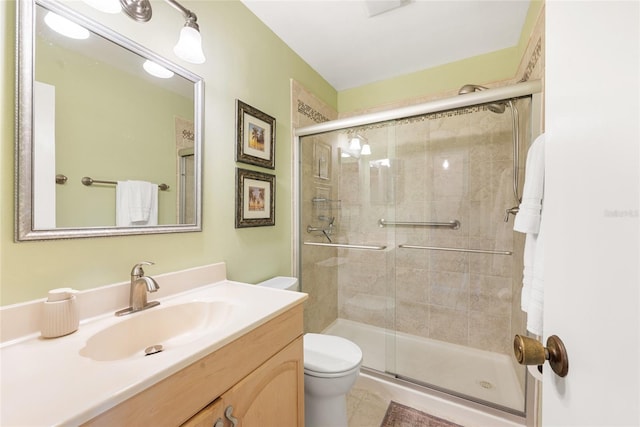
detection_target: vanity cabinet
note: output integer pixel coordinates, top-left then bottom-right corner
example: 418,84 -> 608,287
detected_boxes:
182,338 -> 302,427
83,304 -> 304,426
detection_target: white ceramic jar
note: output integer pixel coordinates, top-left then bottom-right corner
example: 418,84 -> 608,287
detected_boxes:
41,288 -> 79,338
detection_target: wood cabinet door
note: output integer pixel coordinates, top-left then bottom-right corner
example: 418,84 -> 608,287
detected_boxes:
221,337 -> 304,427
181,398 -> 225,427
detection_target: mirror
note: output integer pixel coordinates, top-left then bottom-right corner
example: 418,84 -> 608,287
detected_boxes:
15,0 -> 204,240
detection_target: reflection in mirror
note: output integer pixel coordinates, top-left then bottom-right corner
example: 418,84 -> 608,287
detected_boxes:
16,0 -> 204,240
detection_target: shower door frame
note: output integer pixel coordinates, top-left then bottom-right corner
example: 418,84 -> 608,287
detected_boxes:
293,80 -> 543,425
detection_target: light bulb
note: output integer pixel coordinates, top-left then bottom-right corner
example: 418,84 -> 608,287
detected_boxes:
143,60 -> 174,79
44,12 -> 90,40
174,25 -> 206,64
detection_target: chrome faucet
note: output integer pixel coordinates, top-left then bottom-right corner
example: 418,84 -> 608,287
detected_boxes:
115,261 -> 160,316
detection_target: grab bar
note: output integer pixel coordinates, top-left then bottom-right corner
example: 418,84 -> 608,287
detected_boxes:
304,242 -> 387,251
379,219 -> 460,229
398,244 -> 512,256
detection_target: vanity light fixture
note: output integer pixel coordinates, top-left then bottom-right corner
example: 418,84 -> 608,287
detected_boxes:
44,11 -> 90,39
86,0 -> 206,64
348,136 -> 362,151
173,17 -> 206,64
120,0 -> 152,22
347,134 -> 372,156
125,0 -> 205,64
143,60 -> 175,79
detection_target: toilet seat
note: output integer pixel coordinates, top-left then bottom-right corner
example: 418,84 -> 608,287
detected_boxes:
303,333 -> 362,378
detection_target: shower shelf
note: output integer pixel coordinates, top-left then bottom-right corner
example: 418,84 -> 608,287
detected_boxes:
378,219 -> 460,229
399,244 -> 512,256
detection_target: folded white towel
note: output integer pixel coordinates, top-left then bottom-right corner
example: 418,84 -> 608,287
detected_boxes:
514,133 -> 546,336
514,134 -> 545,234
116,180 -> 158,226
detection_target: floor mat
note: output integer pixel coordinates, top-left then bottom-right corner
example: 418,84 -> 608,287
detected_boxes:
380,401 -> 464,427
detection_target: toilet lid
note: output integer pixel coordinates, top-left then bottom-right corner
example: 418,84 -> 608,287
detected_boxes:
304,333 -> 363,374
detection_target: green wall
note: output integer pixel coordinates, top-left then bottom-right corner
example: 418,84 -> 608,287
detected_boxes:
0,0 -> 336,305
1,0 -> 541,305
338,0 -> 544,112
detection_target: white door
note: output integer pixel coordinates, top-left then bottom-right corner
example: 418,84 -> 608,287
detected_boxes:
544,1 -> 639,426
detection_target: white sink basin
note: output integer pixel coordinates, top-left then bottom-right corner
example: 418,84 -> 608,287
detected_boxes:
79,301 -> 235,361
1,276 -> 307,426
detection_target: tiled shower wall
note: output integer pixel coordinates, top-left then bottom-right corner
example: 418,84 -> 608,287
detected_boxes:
303,99 -> 530,357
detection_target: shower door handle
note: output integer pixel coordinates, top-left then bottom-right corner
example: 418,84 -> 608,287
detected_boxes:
513,334 -> 569,377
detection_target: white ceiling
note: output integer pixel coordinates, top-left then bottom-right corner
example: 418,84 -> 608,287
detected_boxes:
241,0 -> 531,91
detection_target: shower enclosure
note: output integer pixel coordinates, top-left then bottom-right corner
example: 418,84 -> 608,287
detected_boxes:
296,81 -> 541,415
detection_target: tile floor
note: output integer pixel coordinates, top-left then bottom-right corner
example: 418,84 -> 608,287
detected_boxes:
347,385 -> 390,427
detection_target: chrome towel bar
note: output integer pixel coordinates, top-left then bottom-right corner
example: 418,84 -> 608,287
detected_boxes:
81,176 -> 170,191
304,242 -> 387,251
379,218 -> 460,229
399,244 -> 512,256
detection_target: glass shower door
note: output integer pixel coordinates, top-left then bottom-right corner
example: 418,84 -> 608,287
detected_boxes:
299,97 -> 531,415
300,128 -> 398,375
383,102 -> 530,413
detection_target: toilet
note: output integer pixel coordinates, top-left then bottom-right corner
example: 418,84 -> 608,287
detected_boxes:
256,277 -> 363,427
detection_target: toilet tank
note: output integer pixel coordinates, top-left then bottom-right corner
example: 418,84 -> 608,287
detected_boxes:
256,276 -> 299,292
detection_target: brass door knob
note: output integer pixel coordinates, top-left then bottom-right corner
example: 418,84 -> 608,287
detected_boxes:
513,334 -> 569,377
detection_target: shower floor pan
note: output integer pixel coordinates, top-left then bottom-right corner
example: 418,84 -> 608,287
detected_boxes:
324,318 -> 525,412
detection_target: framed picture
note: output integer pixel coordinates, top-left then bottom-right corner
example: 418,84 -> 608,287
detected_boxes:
235,168 -> 276,228
236,100 -> 276,169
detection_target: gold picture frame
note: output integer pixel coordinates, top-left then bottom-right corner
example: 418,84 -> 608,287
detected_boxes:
236,100 -> 276,169
235,168 -> 276,228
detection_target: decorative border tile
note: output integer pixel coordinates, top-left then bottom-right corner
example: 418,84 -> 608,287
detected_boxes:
344,100 -> 529,135
520,37 -> 542,82
297,100 -> 332,123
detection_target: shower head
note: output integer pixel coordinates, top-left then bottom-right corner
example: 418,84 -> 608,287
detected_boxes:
457,84 -> 506,114
458,84 -> 488,95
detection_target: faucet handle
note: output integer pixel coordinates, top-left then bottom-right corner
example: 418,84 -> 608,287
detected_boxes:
131,261 -> 154,276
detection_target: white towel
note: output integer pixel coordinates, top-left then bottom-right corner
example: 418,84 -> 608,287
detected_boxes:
514,133 -> 545,336
527,217 -> 545,336
514,134 -> 545,234
116,180 -> 158,226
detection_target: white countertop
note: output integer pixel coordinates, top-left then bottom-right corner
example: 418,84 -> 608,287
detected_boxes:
0,280 -> 307,426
